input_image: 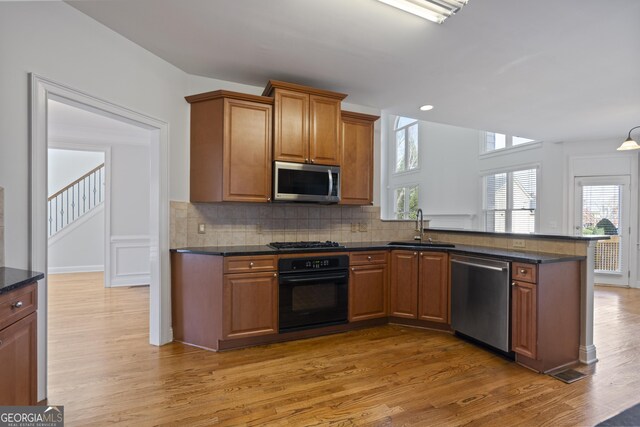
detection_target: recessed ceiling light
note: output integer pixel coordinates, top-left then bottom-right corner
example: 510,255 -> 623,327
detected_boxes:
420,105 -> 434,111
375,0 -> 469,24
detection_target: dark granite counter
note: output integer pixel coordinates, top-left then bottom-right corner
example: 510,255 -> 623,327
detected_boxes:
425,228 -> 608,241
172,241 -> 584,264
0,267 -> 44,295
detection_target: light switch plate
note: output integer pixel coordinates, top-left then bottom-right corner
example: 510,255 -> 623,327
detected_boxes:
198,223 -> 206,234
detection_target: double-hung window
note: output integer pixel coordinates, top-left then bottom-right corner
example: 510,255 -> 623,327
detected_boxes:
394,185 -> 419,220
483,168 -> 537,233
394,117 -> 418,173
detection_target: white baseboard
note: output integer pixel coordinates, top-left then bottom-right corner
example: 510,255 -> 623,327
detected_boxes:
48,265 -> 104,274
109,274 -> 151,287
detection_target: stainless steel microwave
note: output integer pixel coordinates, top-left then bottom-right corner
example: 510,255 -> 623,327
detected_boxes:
273,161 -> 340,203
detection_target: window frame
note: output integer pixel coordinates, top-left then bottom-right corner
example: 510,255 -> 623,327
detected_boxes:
393,116 -> 419,175
482,165 -> 540,233
393,184 -> 420,220
479,131 -> 540,157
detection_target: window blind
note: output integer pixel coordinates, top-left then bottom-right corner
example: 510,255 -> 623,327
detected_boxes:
484,168 -> 537,233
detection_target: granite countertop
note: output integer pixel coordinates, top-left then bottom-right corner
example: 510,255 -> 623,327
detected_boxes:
172,241 -> 584,264
0,267 -> 45,295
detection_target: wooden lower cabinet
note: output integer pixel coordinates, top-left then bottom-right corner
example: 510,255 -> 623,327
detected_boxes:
389,251 -> 419,318
223,272 -> 278,339
0,283 -> 38,406
349,264 -> 388,322
418,252 -> 449,324
512,280 -> 537,359
389,250 -> 450,324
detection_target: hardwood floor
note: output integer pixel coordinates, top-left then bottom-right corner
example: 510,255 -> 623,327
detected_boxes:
47,273 -> 640,426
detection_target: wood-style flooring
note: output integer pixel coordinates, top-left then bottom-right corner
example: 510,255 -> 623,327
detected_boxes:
47,273 -> 640,426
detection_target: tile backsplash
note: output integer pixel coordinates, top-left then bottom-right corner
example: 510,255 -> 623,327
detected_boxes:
0,186 -> 4,267
170,201 -> 417,248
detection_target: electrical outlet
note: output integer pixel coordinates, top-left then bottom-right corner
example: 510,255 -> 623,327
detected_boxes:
358,222 -> 368,232
198,223 -> 206,234
351,223 -> 358,233
512,239 -> 526,248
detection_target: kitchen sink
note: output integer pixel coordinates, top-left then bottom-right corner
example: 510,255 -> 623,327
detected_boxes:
387,241 -> 455,248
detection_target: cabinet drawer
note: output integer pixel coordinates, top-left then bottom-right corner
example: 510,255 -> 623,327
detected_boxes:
512,263 -> 537,283
350,251 -> 387,265
224,256 -> 277,273
0,284 -> 37,331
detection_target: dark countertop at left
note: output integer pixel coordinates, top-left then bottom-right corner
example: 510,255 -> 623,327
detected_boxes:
0,267 -> 45,295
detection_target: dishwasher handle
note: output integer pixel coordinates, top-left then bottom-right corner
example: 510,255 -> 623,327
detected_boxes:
451,258 -> 508,272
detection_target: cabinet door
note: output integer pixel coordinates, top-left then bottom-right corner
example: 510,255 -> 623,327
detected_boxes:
223,98 -> 272,202
273,89 -> 309,163
0,312 -> 37,405
512,280 -> 537,359
349,264 -> 388,322
340,117 -> 373,205
418,252 -> 449,324
223,272 -> 278,339
309,95 -> 341,166
389,251 -> 418,319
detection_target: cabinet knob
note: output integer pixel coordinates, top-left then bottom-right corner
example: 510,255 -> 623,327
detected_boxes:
310,159 -> 315,163
512,282 -> 517,287
273,273 -> 277,277
413,252 -> 417,256
520,269 -> 526,274
267,197 -> 271,202
11,301 -> 23,309
305,158 -> 309,163
249,262 -> 254,268
351,267 -> 355,271
367,256 -> 372,261
420,252 -> 424,256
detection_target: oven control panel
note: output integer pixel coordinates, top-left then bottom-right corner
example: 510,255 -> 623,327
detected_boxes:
279,255 -> 349,273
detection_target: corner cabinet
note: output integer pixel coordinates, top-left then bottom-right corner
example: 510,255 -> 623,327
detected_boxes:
186,90 -> 273,203
510,261 -> 580,373
263,80 -> 347,166
0,283 -> 38,405
340,111 -> 379,205
349,251 -> 388,322
389,250 -> 450,325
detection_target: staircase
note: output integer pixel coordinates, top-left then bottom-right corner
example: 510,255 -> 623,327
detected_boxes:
48,163 -> 105,237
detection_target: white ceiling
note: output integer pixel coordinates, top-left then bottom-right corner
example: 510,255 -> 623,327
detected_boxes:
66,0 -> 640,143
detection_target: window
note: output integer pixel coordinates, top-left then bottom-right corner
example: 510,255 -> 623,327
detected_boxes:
483,132 -> 535,153
394,185 -> 419,220
395,116 -> 418,173
483,168 -> 537,233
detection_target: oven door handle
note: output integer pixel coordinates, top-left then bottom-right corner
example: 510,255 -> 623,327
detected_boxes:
280,273 -> 348,284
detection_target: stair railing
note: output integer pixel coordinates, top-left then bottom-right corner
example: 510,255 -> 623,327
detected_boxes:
48,163 -> 105,237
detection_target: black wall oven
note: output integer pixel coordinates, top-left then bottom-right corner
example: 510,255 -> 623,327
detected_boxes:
278,255 -> 349,332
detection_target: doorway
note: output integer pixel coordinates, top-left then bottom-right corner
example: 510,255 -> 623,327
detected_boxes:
30,74 -> 171,401
574,175 -> 631,286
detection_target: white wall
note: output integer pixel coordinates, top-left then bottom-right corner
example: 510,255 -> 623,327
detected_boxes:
0,1 -> 189,269
48,206 -> 104,273
48,149 -> 104,196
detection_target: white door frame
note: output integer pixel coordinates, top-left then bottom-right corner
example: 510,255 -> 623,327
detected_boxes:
30,74 -> 172,401
574,175 -> 631,286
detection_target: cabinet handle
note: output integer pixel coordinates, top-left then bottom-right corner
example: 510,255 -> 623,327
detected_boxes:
305,158 -> 309,163
11,301 -> 23,309
367,256 -> 372,261
413,252 -> 417,256
420,252 -> 424,256
519,269 -> 526,274
249,262 -> 254,268
311,159 -> 315,163
273,273 -> 277,277
267,197 -> 271,202
512,282 -> 517,286
351,267 -> 355,271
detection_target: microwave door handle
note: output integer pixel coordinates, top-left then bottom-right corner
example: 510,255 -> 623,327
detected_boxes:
328,169 -> 333,197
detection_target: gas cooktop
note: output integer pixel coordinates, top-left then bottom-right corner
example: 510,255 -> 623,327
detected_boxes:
268,241 -> 344,250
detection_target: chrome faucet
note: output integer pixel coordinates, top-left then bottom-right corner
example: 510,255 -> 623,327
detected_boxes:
415,208 -> 424,241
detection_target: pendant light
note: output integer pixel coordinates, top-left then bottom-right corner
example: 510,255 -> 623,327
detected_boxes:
617,126 -> 640,151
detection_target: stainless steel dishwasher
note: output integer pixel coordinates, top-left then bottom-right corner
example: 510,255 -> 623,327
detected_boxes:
450,255 -> 511,353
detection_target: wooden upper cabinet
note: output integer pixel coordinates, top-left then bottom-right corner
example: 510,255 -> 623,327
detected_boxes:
186,90 -> 273,203
418,252 -> 449,324
264,80 -> 347,166
309,95 -> 341,165
273,88 -> 309,163
340,111 -> 379,205
389,250 -> 419,319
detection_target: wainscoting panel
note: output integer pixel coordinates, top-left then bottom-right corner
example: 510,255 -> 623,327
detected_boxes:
110,235 -> 150,287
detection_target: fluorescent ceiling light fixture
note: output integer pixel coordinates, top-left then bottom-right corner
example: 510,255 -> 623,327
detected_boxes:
376,0 -> 469,24
420,104 -> 434,111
